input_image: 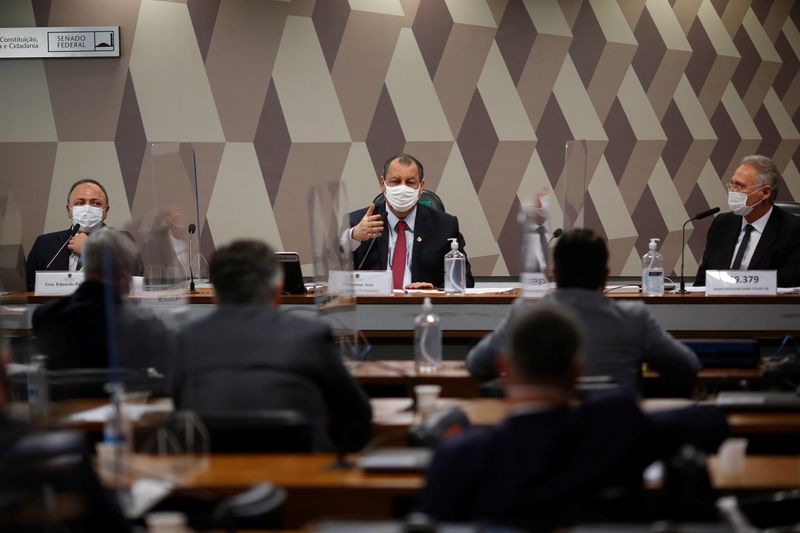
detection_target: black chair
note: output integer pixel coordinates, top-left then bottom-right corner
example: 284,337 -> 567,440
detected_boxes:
373,190 -> 445,212
213,482 -> 287,531
775,201 -> 800,218
11,366 -> 156,401
198,410 -> 314,453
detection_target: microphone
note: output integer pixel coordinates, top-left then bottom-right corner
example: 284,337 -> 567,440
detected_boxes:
678,207 -> 720,293
187,223 -> 197,294
44,224 -> 80,269
548,228 -> 564,244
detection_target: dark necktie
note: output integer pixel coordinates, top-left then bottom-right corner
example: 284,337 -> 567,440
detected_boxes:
731,224 -> 754,270
391,220 -> 407,290
536,226 -> 548,271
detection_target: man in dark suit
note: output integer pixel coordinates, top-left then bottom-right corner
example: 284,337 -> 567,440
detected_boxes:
171,239 -> 372,453
26,179 -> 111,291
420,303 -> 728,527
32,228 -> 173,396
344,153 -> 474,290
695,155 -> 800,287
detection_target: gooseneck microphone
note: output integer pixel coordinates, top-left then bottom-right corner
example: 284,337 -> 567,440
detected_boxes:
548,228 -> 564,244
45,224 -> 81,269
187,223 -> 197,294
678,207 -> 720,293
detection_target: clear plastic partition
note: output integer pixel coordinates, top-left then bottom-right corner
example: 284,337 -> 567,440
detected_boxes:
562,139 -> 590,231
131,143 -> 208,295
0,191 -> 26,294
308,183 -> 370,363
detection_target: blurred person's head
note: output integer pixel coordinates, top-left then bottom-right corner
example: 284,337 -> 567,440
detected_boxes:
82,228 -> 139,296
504,302 -> 585,396
210,240 -> 282,306
553,228 -> 609,291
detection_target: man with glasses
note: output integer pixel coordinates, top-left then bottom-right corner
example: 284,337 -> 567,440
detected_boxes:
695,155 -> 800,287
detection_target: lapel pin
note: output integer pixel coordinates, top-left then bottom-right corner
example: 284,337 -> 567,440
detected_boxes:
417,236 -> 422,242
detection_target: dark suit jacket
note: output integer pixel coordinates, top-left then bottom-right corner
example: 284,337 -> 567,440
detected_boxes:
172,305 -> 372,453
26,226 -> 143,291
349,204 -> 474,288
31,281 -> 174,396
418,391 -> 728,526
695,205 -> 800,287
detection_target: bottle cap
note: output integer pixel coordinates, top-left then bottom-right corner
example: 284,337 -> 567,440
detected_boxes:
649,238 -> 660,251
448,238 -> 458,250
422,297 -> 433,312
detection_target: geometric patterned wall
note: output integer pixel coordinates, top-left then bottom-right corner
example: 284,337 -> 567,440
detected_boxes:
2,0 -> 799,278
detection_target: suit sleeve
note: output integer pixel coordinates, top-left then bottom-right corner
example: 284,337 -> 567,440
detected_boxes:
776,213 -> 800,287
465,298 -> 529,379
639,305 -> 701,387
26,236 -> 46,291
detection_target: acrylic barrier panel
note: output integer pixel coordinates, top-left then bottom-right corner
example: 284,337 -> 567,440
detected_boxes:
130,143 -> 208,293
0,191 -> 26,294
562,140 -> 590,232
308,183 -> 370,362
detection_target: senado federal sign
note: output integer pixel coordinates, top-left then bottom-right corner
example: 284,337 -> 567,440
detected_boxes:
0,26 -> 120,58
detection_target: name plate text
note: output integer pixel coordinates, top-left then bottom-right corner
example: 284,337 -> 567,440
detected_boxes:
329,270 -> 393,296
35,271 -> 84,295
705,270 -> 777,296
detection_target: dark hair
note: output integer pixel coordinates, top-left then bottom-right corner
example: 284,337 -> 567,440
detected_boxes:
210,240 -> 281,305
510,302 -> 584,380
67,179 -> 109,205
553,228 -> 608,290
382,153 -> 424,181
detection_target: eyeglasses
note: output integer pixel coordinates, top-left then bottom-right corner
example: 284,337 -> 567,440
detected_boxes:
726,181 -> 763,193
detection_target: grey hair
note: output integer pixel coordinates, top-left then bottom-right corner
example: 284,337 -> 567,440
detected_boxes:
82,228 -> 139,277
209,240 -> 283,305
741,155 -> 781,203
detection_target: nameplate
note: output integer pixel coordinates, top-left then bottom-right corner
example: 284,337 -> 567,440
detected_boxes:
329,270 -> 393,296
705,270 -> 777,296
521,272 -> 548,299
35,271 -> 84,295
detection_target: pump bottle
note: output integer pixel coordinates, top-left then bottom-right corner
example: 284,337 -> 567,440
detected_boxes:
642,238 -> 665,296
444,238 -> 466,294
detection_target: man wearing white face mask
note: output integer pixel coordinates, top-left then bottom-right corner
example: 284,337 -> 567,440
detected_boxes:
25,179 -> 141,291
344,153 -> 474,289
695,155 -> 800,287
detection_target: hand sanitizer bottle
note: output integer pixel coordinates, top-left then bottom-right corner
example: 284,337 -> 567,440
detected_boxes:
414,297 -> 442,373
642,238 -> 664,296
444,238 -> 466,294
27,354 -> 49,422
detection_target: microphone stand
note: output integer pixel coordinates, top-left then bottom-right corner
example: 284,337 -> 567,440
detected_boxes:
187,223 -> 197,294
678,218 -> 692,294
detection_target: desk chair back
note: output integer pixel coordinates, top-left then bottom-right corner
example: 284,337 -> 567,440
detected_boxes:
199,409 -> 314,453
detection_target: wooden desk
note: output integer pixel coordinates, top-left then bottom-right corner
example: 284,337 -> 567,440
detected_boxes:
5,289 -> 800,339
109,453 -> 800,527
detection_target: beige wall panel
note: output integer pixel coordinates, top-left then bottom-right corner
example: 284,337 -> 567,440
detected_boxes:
587,157 -> 637,240
674,75 -> 716,139
763,1 -> 793,42
434,24 -> 495,135
273,143 -> 351,262
621,246 -> 642,277
517,33 -> 572,128
647,0 -> 692,51
650,159 -> 691,231
340,143 -> 384,213
660,229 -> 686,277
696,160 -> 729,211
333,12 -> 403,141
763,89 -> 800,169
206,143 -> 283,249
606,236 -> 637,276
618,67 -> 666,140
0,60 -> 57,142
698,55 -> 740,116
743,62 -> 781,116
273,16 -> 350,142
618,0 -> 646,30
674,141 -> 716,201
647,49 -> 692,119
45,142 -> 131,234
742,9 -> 781,62
205,0 -> 290,141
490,254 -> 509,276
588,42 -> 638,121
554,58 -> 607,141
2,0 -> 35,25
720,0 -> 751,38
591,0 -> 637,44
618,141 -> 667,211
349,0 -> 405,16
129,0 -> 224,142
672,0 -> 703,34
782,162 -> 800,200
402,141 -> 454,192
386,28 -> 452,141
781,73 -> 800,117
523,0 -> 571,36
437,146 -> 501,260
698,0 -> 739,57
478,141 -> 536,237
445,0 -> 496,27
722,83 -> 761,140
478,43 -> 536,141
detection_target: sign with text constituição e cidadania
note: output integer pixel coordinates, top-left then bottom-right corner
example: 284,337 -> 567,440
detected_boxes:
0,26 -> 120,58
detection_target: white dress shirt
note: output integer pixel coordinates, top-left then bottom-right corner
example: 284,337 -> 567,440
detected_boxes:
730,206 -> 772,270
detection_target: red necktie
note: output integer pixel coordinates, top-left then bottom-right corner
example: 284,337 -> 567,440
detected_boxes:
392,220 -> 407,290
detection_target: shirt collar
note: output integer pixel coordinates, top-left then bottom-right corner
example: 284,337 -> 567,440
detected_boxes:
386,205 -> 417,232
741,205 -> 772,234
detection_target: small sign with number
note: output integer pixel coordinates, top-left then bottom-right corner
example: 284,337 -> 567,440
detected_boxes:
705,270 -> 777,296
521,272 -> 549,299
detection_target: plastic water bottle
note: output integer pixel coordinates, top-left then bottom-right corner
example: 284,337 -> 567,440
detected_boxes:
642,238 -> 664,296
444,238 -> 466,294
414,297 -> 442,373
103,383 -> 133,456
27,354 -> 49,421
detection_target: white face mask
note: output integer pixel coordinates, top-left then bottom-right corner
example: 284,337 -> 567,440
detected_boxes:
727,188 -> 763,217
384,184 -> 420,212
71,204 -> 104,230
534,194 -> 551,220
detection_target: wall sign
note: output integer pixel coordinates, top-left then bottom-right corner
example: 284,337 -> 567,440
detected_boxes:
0,26 -> 120,58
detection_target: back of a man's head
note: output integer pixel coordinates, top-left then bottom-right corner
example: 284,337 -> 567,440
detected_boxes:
210,240 -> 281,305
510,303 -> 584,383
553,228 -> 609,290
82,228 -> 138,284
